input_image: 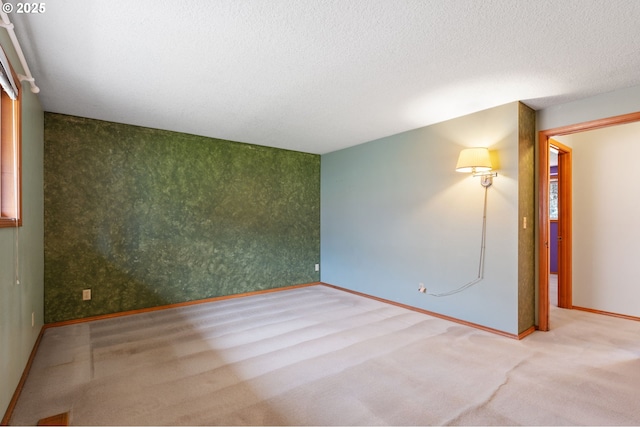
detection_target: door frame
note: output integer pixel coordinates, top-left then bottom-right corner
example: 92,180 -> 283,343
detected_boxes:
537,111 -> 640,331
550,139 -> 572,309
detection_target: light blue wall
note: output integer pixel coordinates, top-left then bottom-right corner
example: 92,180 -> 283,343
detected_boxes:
537,84 -> 640,131
0,34 -> 45,418
322,102 -> 522,334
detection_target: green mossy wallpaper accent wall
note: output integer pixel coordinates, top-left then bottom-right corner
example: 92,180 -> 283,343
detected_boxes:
517,102 -> 536,333
44,113 -> 320,323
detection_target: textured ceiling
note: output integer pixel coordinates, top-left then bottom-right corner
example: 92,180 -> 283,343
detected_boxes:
9,0 -> 640,154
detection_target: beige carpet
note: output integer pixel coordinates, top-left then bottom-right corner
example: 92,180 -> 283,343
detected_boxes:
9,285 -> 640,425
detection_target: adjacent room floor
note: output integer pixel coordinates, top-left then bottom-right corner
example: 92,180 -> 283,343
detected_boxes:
9,284 -> 640,425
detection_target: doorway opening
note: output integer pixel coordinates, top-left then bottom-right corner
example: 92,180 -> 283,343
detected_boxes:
549,140 -> 572,310
537,111 -> 640,331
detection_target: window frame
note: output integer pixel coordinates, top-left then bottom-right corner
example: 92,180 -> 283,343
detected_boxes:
0,53 -> 22,228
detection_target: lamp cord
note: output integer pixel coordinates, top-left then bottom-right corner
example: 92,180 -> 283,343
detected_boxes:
427,185 -> 489,297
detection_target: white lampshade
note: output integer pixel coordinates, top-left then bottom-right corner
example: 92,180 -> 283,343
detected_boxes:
456,147 -> 493,173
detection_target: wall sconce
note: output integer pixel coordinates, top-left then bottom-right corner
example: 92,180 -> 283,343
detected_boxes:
456,147 -> 497,187
420,147 -> 496,298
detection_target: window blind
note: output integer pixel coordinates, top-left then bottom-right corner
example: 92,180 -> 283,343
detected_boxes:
0,47 -> 17,100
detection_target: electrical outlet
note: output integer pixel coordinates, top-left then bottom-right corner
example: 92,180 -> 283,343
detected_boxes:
315,264 -> 320,272
31,312 -> 35,327
82,289 -> 91,301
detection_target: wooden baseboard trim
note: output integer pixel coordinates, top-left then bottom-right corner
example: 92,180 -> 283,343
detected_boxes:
518,325 -> 536,339
1,327 -> 46,426
320,282 -> 531,340
37,412 -> 69,426
572,305 -> 640,322
45,282 -> 321,329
